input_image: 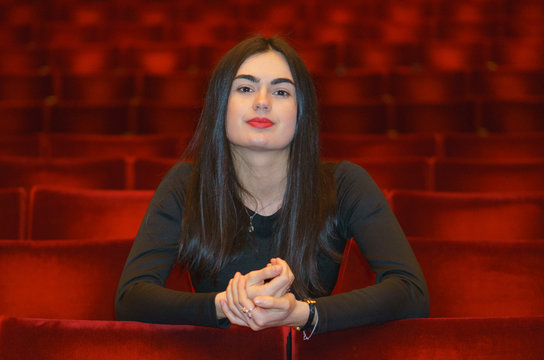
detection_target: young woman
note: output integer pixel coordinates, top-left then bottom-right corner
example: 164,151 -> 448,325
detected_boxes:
115,36 -> 429,336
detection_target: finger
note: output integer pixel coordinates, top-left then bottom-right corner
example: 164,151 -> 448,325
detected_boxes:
246,265 -> 282,286
220,300 -> 248,327
226,274 -> 247,324
237,275 -> 256,319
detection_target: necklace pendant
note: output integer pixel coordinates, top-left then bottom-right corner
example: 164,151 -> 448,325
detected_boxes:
248,223 -> 254,233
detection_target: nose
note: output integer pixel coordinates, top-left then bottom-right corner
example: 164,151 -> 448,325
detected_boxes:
253,89 -> 270,112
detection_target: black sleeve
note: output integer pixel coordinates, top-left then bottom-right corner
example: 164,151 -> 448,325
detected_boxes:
114,162 -> 229,328
314,161 -> 429,333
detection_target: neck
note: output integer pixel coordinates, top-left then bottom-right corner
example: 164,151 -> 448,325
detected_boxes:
231,147 -> 288,216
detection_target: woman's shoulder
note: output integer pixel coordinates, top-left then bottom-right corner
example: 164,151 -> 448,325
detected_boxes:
323,160 -> 374,183
162,161 -> 193,185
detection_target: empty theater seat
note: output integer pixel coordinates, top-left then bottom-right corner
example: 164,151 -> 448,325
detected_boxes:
292,317 -> 544,360
349,158 -> 431,190
0,157 -> 127,190
28,186 -> 153,240
0,103 -> 45,134
47,133 -> 189,158
390,190 -> 544,240
441,133 -> 544,159
0,135 -> 43,157
0,188 -> 26,240
434,158 -> 544,192
320,133 -> 438,159
133,157 -> 177,190
0,317 -> 288,360
0,239 -> 192,320
48,102 -> 133,134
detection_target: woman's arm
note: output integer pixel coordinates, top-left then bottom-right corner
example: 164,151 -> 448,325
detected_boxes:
115,162 -> 228,328
313,161 -> 430,333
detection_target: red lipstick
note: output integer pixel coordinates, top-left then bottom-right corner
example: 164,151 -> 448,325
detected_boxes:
247,117 -> 274,129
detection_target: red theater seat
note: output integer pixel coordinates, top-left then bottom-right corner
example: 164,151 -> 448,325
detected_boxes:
392,100 -> 476,133
434,158 -> 544,192
412,238 -> 544,317
480,100 -> 544,133
442,133 -> 544,159
49,46 -> 120,74
421,41 -> 489,71
390,190 -> 544,240
389,70 -> 469,102
0,317 -> 287,360
28,186 -> 153,240
134,104 -> 200,134
292,317 -> 544,360
319,103 -> 389,134
320,133 -> 437,159
47,133 -> 188,158
0,157 -> 126,190
473,70 -> 544,100
0,135 -> 42,157
49,102 -> 133,134
133,157 -> 177,190
0,47 -> 49,74
121,45 -> 200,75
141,73 -> 207,107
347,158 -> 430,190
0,188 -> 26,240
342,42 -> 421,71
58,73 -> 137,104
0,103 -> 44,134
490,39 -> 544,70
0,73 -> 54,102
314,73 -> 386,105
0,239 -> 193,320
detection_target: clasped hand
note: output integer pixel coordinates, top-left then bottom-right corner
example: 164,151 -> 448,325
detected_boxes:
216,258 -> 305,331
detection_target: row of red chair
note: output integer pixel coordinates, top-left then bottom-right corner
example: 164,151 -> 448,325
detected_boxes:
2,156 -> 544,193
0,237 -> 542,319
3,186 -> 544,240
2,132 -> 544,159
1,101 -> 542,135
1,70 -> 542,106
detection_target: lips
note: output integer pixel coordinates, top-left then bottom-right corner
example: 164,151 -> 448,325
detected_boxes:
247,117 -> 274,129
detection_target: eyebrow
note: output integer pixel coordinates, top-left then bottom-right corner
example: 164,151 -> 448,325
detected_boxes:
234,74 -> 295,86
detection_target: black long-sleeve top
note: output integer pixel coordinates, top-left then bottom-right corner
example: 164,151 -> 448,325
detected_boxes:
115,161 -> 429,333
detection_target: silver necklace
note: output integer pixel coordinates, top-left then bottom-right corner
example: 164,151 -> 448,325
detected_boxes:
244,198 -> 281,233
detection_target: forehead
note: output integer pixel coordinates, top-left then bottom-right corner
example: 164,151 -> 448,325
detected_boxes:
235,50 -> 293,80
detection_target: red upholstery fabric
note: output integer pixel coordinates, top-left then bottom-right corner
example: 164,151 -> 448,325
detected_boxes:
314,73 -> 386,105
140,74 -> 207,106
473,70 -> 544,100
412,238 -> 544,317
390,190 -> 544,240
0,317 -> 288,360
422,41 -> 488,71
0,103 -> 44,134
292,317 -> 544,360
349,157 -> 431,190
434,158 -> 544,192
0,74 -> 54,102
49,46 -> 120,75
319,102 -> 389,134
58,73 -> 136,104
389,71 -> 469,102
0,188 -> 26,240
334,238 -> 544,317
0,239 -> 130,319
320,133 -> 437,159
490,39 -> 544,70
28,186 -> 153,240
47,133 -> 188,158
0,47 -> 49,74
481,100 -> 544,133
0,134 -> 43,157
342,42 -> 421,71
442,133 -> 544,159
0,157 -> 126,190
49,102 -> 132,134
133,157 -> 177,190
134,104 -> 200,134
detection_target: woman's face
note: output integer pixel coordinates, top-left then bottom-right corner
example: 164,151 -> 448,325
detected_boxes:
225,50 -> 297,155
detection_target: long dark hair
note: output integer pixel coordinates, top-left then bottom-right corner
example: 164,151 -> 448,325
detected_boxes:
178,36 -> 340,299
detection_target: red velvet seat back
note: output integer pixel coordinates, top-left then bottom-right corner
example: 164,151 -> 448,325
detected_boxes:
391,190 -> 544,240
349,157 -> 431,190
0,157 -> 127,190
0,317 -> 288,360
133,157 -> 177,190
0,188 -> 26,240
293,317 -> 544,360
28,186 -> 153,240
434,158 -> 544,192
442,133 -> 544,159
